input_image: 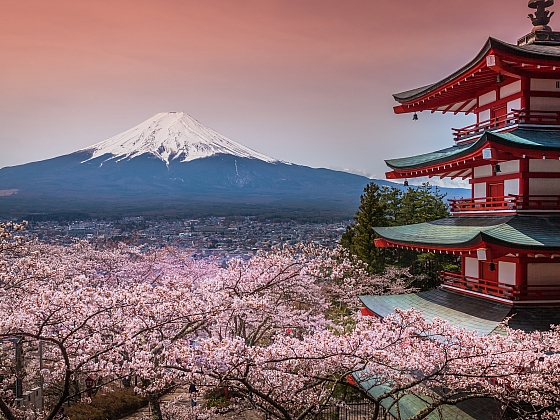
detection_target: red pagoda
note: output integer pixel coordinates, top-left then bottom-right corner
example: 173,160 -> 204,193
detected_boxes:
362,0 -> 560,335
356,2 -> 560,417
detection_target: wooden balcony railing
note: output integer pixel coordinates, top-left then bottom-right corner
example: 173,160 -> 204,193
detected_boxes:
441,272 -> 516,300
452,109 -> 560,142
441,272 -> 560,301
449,195 -> 560,213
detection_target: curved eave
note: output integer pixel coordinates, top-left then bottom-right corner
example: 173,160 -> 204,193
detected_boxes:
385,129 -> 560,179
393,38 -> 493,103
384,135 -> 486,180
393,37 -> 560,114
373,216 -> 560,252
385,141 -> 480,171
374,227 -> 486,252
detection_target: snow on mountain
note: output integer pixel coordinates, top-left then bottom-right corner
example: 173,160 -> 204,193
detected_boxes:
82,112 -> 278,165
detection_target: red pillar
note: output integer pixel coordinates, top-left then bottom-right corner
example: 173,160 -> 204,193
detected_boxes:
516,257 -> 528,300
519,158 -> 529,203
520,77 -> 530,111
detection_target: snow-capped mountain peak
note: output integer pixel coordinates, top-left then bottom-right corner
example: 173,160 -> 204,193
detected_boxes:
82,112 -> 278,165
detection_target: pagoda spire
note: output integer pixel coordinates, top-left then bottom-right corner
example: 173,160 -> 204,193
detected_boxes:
528,0 -> 555,31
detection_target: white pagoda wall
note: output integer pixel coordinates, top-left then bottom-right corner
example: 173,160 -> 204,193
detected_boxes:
529,159 -> 560,172
500,160 -> 520,174
464,257 -> 479,278
529,179 -> 560,195
472,165 -> 491,199
530,97 -> 560,111
498,261 -> 516,285
530,78 -> 560,112
478,91 -> 496,107
529,159 -> 560,195
527,263 -> 560,285
472,161 -> 520,198
501,81 -> 522,99
476,81 -> 522,123
504,179 -> 519,196
469,160 -> 560,198
530,79 -> 560,91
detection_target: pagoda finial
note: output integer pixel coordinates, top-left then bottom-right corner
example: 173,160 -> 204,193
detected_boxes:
528,0 -> 555,31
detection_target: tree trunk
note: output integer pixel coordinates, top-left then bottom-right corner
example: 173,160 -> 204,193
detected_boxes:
148,393 -> 163,420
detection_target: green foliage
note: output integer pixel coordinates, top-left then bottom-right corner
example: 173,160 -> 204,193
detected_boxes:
341,183 -> 390,273
66,387 -> 148,420
342,182 -> 452,286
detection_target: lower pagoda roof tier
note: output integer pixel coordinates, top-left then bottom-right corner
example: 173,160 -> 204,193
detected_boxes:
373,215 -> 560,252
385,128 -> 560,179
360,289 -> 560,333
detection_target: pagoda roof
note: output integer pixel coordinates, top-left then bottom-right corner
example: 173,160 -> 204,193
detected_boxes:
373,215 -> 560,251
360,289 -> 512,335
393,37 -> 560,114
360,289 -> 560,333
357,289 -> 560,418
385,128 -> 560,178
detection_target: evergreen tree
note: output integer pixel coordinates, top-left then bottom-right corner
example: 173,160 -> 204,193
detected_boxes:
342,182 -> 451,284
342,183 -> 393,273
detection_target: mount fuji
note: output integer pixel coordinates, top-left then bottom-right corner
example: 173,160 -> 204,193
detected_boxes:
83,112 -> 279,166
0,112 -> 461,220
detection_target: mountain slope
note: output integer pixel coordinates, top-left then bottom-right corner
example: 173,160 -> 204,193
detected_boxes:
82,112 -> 277,165
0,112 -> 467,220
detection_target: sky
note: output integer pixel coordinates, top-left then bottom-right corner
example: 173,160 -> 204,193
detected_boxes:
0,0 -> 540,183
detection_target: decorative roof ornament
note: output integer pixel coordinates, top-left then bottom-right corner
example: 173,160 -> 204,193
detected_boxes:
528,0 -> 555,31
518,0 -> 560,45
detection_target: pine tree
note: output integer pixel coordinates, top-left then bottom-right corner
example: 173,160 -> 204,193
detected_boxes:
342,182 -> 450,280
342,183 -> 392,273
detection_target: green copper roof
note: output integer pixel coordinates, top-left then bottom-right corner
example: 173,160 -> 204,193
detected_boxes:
385,128 -> 560,170
488,128 -> 560,149
374,215 -> 560,250
360,289 -> 512,336
356,289 -> 560,418
385,143 -> 473,170
356,373 -> 476,419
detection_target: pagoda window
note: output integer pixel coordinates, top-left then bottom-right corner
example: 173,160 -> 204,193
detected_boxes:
527,263 -> 560,286
500,81 -> 522,99
479,91 -> 497,107
530,78 -> 560,92
529,159 -> 560,172
498,261 -> 516,286
504,179 -> 520,196
529,178 -> 560,195
464,257 -> 479,279
530,96 -> 560,111
507,98 -> 521,113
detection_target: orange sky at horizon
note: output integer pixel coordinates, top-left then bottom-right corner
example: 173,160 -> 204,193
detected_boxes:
0,0 -> 540,182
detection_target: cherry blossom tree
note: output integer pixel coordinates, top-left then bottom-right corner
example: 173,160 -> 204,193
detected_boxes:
172,310 -> 560,420
0,230 -> 218,420
2,224 -> 560,420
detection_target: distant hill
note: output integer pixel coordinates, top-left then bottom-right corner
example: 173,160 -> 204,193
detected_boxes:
0,112 -> 468,221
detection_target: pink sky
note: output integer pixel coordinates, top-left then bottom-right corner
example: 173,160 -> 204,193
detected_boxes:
0,0 -> 538,181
